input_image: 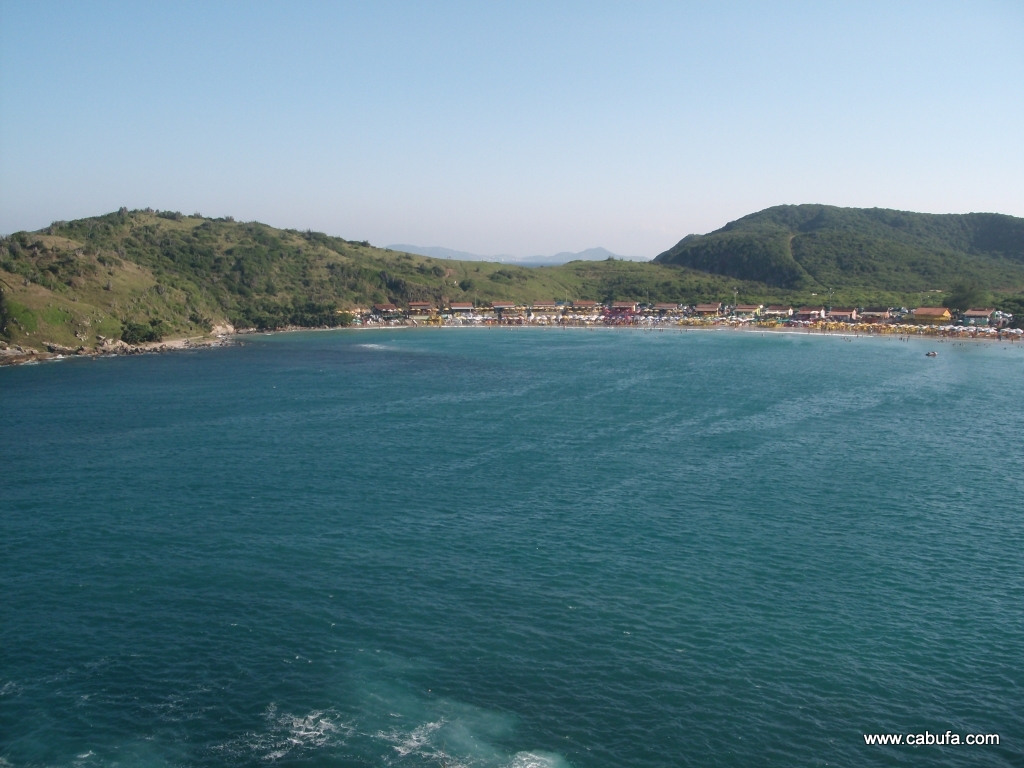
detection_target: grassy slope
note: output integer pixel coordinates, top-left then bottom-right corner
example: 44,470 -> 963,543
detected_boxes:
655,204 -> 1024,297
3,207 -> 1022,350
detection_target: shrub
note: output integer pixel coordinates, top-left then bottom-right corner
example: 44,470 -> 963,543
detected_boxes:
121,320 -> 163,344
489,268 -> 525,284
188,311 -> 213,331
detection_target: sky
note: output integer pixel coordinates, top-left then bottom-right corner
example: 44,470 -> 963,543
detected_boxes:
1,1 -> 1022,258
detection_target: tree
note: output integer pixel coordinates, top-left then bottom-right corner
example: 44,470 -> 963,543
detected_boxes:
943,280 -> 988,312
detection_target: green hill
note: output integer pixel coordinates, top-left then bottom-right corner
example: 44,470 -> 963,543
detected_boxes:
654,205 -> 1024,294
0,208 -> 749,349
3,206 -> 1023,352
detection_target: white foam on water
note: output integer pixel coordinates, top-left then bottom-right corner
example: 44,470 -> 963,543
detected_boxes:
363,691 -> 571,768
279,709 -> 341,749
379,718 -> 445,757
507,752 -> 571,768
212,704 -> 352,762
210,653 -> 572,766
333,650 -> 577,767
370,728 -> 570,768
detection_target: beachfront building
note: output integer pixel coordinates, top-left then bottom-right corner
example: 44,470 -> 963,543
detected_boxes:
372,303 -> 401,317
572,300 -> 599,312
733,304 -> 763,318
827,307 -> 858,322
654,303 -> 681,315
491,301 -> 525,322
763,305 -> 793,318
694,303 -> 722,317
408,301 -> 434,316
859,307 -> 890,323
909,307 -> 952,324
962,308 -> 996,326
449,302 -> 474,314
794,306 -> 825,321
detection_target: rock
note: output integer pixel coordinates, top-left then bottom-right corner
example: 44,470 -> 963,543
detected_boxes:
45,342 -> 78,355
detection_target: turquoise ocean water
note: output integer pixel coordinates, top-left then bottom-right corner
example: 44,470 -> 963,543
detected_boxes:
2,328 -> 1023,767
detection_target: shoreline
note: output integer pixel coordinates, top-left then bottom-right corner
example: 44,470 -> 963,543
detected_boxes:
0,334 -> 233,367
243,320 -> 1022,343
4,319 -> 1019,368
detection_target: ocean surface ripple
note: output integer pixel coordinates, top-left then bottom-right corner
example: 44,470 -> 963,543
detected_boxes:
2,328 -> 1022,767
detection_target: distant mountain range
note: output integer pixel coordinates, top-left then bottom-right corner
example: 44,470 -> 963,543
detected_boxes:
387,244 -> 646,266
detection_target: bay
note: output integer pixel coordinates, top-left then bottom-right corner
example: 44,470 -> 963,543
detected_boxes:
2,328 -> 1022,767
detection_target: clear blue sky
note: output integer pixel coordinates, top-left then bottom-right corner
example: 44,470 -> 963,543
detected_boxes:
1,1 -> 1022,257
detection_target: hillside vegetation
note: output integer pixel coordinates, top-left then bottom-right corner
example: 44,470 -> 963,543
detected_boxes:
3,206 -> 1023,350
655,205 -> 1024,295
0,208 -> 750,349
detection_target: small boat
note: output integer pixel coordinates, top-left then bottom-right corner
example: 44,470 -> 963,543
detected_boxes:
926,351 -> 937,357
